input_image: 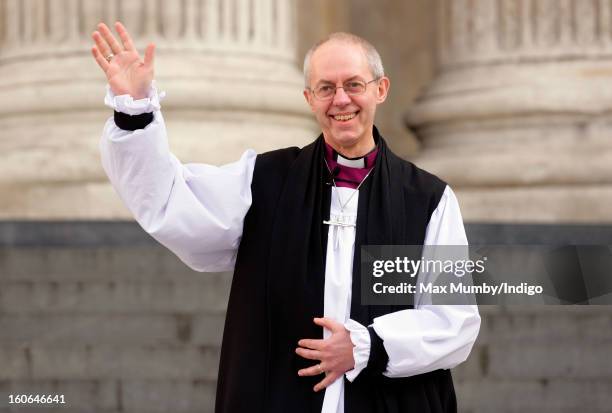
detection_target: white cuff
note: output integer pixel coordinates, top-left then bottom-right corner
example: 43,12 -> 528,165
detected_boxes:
343,319 -> 370,382
104,81 -> 166,115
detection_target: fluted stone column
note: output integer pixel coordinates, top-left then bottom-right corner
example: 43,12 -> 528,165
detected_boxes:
406,0 -> 612,223
0,0 -> 316,219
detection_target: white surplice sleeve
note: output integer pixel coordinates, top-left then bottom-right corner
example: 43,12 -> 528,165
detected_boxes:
346,185 -> 481,379
99,85 -> 256,272
375,185 -> 481,377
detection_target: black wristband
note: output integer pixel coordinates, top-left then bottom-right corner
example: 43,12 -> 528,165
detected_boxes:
364,326 -> 389,377
113,110 -> 154,131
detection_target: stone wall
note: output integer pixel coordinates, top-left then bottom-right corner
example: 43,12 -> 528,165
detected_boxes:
458,306 -> 612,413
1,222 -> 611,413
0,224 -> 225,413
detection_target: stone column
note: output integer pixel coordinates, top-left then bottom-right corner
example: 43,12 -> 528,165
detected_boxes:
0,0 -> 315,219
406,0 -> 612,223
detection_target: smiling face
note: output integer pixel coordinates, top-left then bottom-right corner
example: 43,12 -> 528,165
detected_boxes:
303,39 -> 390,158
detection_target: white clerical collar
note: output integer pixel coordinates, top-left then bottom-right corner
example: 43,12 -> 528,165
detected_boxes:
336,153 -> 365,168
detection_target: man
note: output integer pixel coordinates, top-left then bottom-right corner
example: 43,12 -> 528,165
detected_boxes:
92,22 -> 480,413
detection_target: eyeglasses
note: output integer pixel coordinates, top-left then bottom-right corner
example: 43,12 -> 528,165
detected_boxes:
309,78 -> 380,100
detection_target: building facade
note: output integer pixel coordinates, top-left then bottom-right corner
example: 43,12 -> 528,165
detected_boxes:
1,1 -> 611,412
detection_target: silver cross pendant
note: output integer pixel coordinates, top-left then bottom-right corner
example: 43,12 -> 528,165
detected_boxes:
323,215 -> 356,228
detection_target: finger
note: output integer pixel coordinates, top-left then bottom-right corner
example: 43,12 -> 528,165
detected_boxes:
143,43 -> 155,68
314,372 -> 338,392
295,347 -> 321,361
298,363 -> 326,377
92,31 -> 111,58
98,22 -> 123,54
115,21 -> 136,51
91,46 -> 110,72
313,317 -> 341,332
297,338 -> 323,350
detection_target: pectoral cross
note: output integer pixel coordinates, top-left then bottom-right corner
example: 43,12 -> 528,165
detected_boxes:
323,215 -> 356,228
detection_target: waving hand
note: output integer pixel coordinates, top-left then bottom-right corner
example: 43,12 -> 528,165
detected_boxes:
91,22 -> 155,100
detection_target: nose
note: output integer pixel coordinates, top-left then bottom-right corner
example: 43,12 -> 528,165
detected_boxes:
332,86 -> 351,106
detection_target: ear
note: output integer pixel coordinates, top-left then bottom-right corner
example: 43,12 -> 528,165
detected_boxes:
375,76 -> 390,104
303,88 -> 316,112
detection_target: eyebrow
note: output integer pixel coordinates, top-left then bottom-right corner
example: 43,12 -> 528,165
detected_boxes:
315,76 -> 364,86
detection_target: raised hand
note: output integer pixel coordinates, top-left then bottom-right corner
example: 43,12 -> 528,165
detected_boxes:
91,22 -> 155,100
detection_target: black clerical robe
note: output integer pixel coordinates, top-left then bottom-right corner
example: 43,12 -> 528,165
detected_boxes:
215,128 -> 456,413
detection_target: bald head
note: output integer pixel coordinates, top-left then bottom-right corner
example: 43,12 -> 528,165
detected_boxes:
303,32 -> 385,88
